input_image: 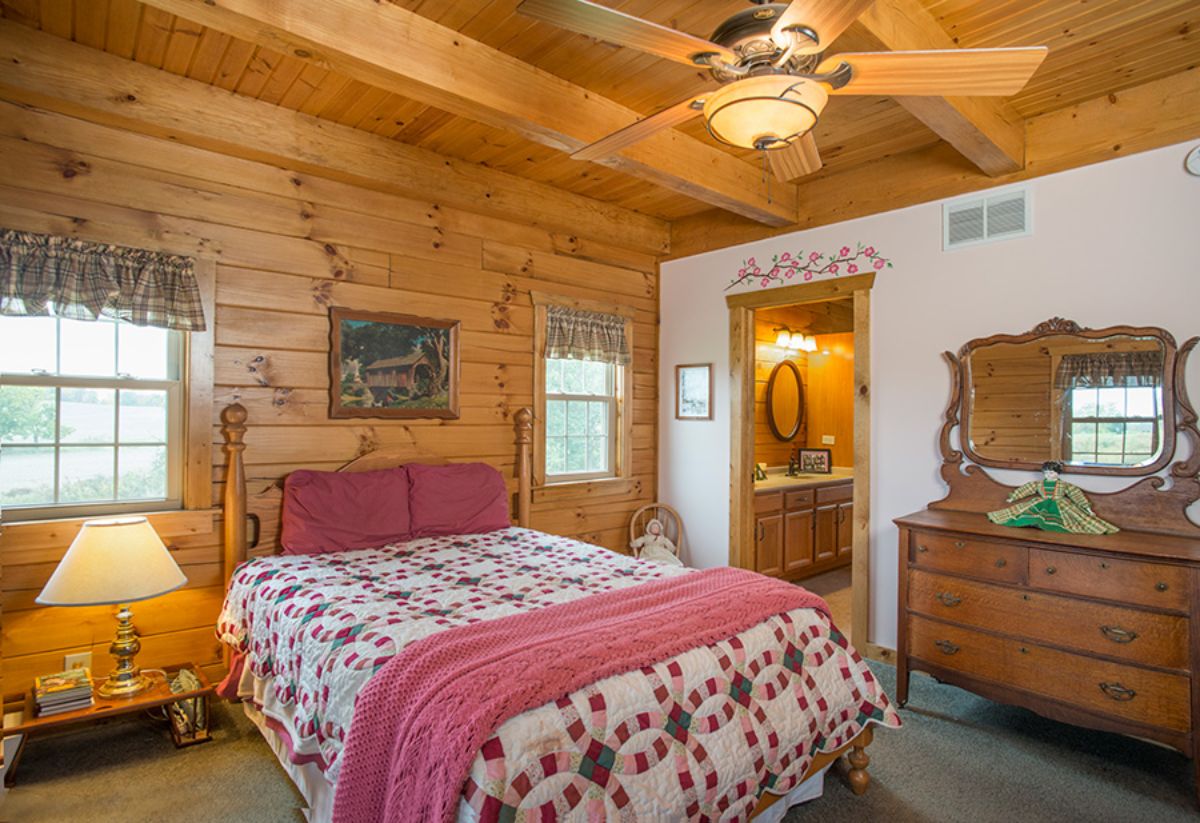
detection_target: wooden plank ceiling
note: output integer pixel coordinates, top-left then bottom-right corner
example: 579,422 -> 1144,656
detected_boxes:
0,0 -> 1196,227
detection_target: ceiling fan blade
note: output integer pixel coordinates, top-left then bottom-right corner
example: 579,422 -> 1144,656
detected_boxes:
767,132 -> 823,182
572,96 -> 704,162
518,0 -> 735,67
818,47 -> 1049,96
773,0 -> 877,54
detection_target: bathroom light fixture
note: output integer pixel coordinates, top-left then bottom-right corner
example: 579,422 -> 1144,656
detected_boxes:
773,326 -> 818,353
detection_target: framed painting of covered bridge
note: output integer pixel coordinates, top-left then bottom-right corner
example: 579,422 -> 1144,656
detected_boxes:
329,308 -> 460,419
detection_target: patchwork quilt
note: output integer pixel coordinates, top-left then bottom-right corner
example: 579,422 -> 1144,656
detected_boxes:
217,527 -> 899,821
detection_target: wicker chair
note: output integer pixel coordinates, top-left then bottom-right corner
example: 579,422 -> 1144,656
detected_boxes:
628,502 -> 684,563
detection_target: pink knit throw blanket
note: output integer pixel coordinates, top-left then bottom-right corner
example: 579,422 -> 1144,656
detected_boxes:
331,567 -> 830,823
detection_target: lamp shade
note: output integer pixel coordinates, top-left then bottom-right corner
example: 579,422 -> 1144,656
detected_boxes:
703,75 -> 829,151
37,517 -> 187,607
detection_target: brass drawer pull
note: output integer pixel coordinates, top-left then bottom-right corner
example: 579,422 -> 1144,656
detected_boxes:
954,540 -> 966,549
1099,682 -> 1137,702
936,592 -> 962,607
1045,566 -> 1057,575
995,558 -> 1007,568
934,639 -> 960,655
1156,582 -> 1169,592
917,544 -> 928,553
1100,625 -> 1139,644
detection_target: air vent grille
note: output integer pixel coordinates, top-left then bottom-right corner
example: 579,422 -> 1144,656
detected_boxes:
943,187 -> 1030,250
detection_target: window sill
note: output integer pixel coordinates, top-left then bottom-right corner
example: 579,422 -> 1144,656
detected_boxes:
533,476 -> 636,504
0,507 -> 218,537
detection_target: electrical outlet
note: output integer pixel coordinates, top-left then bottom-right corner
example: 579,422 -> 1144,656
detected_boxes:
64,652 -> 92,672
822,435 -> 836,445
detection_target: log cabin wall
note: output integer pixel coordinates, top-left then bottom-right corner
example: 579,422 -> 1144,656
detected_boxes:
967,344 -> 1053,463
805,332 -> 856,467
0,101 -> 663,697
753,307 -> 813,467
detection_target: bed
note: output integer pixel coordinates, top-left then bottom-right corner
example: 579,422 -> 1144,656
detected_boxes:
216,404 -> 900,822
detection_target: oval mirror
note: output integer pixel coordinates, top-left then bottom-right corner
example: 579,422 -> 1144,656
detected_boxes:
766,360 -> 804,441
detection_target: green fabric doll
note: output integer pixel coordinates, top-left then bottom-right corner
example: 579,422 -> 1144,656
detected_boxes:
987,461 -> 1119,535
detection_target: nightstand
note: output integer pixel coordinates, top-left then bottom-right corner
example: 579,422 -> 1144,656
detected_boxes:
1,661 -> 214,786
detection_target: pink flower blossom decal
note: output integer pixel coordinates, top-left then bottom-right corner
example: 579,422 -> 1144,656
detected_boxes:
725,243 -> 893,290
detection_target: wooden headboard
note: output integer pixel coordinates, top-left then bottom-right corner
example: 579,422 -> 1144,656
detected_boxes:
218,403 -> 534,583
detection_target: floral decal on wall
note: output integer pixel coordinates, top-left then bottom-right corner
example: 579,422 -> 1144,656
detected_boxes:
726,243 -> 892,290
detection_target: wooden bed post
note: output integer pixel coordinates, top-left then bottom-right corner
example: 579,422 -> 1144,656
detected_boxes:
514,407 -> 533,527
221,403 -> 248,586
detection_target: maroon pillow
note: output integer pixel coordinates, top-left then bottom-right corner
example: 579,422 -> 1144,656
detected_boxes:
280,466 -> 412,555
407,462 -> 511,538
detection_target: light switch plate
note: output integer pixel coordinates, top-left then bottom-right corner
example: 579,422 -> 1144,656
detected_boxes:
64,652 -> 92,672
822,435 -> 836,445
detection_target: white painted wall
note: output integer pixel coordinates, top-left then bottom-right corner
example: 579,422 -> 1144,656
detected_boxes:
659,141 -> 1200,648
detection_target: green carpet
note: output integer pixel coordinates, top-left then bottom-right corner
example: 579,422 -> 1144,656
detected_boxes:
1,662 -> 1193,822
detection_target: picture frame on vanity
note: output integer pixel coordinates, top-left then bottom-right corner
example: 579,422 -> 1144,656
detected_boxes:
675,363 -> 713,420
797,448 -> 832,474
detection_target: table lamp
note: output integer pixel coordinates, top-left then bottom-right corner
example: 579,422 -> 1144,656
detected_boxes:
37,516 -> 187,698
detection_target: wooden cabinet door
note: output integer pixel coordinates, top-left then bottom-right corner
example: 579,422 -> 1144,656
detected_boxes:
784,509 -> 814,574
814,505 -> 837,563
756,514 -> 784,577
836,502 -> 854,557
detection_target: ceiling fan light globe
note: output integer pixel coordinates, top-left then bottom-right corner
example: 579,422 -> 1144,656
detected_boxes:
702,75 -> 828,151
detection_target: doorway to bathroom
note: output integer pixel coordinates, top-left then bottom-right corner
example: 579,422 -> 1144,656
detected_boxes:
726,273 -> 888,663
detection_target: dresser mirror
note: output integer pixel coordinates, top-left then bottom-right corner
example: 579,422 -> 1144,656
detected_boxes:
766,359 -> 804,441
960,320 -> 1179,476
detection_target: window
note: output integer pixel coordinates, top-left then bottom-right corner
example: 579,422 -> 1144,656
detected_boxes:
544,358 -> 618,481
1064,384 -> 1162,467
0,315 -> 184,518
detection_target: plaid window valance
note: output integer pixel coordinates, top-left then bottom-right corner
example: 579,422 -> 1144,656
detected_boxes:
1054,350 -> 1163,390
0,228 -> 206,331
544,305 -> 630,365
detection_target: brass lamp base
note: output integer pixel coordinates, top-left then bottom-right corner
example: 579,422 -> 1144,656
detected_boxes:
97,604 -> 151,699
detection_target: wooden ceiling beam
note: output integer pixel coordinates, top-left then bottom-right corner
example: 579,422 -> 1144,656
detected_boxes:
136,0 -> 800,227
666,67 -> 1200,259
848,0 -> 1030,176
0,20 -> 669,255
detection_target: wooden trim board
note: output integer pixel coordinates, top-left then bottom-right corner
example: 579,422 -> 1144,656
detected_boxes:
729,276 -> 876,655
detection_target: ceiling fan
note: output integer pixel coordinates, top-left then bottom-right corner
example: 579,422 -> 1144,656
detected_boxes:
517,0 -> 1048,182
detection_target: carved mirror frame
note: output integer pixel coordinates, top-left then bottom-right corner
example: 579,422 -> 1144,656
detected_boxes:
935,318 -> 1200,538
957,318 -> 1181,476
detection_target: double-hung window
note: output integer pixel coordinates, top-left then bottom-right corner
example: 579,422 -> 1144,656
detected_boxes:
0,315 -> 184,519
1064,384 -> 1162,467
544,358 -> 619,482
534,295 -> 632,489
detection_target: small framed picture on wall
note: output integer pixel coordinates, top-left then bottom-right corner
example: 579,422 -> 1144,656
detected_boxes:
675,363 -> 713,420
797,448 -> 832,474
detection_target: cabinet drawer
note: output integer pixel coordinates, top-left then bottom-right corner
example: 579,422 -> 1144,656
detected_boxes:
910,531 -> 1026,584
1029,550 -> 1189,613
910,616 -> 1191,732
908,569 -> 1189,670
755,492 -> 783,514
785,489 -> 815,509
816,482 -> 852,504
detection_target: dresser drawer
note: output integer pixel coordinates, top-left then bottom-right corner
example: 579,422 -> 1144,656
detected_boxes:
755,492 -> 783,514
1029,549 -> 1190,613
910,616 -> 1191,733
908,569 -> 1190,670
785,489 -> 815,509
816,482 -> 852,504
910,531 -> 1026,584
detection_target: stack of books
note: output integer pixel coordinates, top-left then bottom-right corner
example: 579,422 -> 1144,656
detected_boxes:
34,668 -> 94,716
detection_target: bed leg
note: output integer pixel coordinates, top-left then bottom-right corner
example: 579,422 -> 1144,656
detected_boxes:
844,726 -> 873,796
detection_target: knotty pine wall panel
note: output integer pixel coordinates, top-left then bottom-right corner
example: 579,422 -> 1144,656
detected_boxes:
0,102 -> 660,696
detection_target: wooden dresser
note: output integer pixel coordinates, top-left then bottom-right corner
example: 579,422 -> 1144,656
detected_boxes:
897,318 -> 1200,804
896,510 -> 1199,768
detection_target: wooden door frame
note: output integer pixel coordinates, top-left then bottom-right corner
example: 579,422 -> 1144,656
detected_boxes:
727,273 -> 891,664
